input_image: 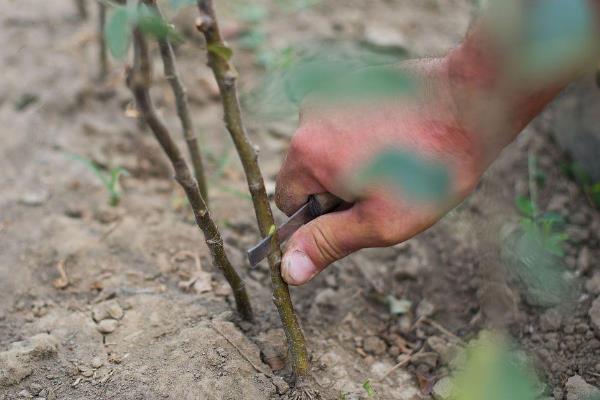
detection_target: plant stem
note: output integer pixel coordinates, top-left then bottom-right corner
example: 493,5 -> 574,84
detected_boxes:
147,1 -> 209,205
196,0 -> 310,378
128,28 -> 253,322
98,1 -> 109,81
74,0 -> 88,19
528,154 -> 539,220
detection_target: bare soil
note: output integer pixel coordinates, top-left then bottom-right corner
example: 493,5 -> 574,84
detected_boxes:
1,1 -> 598,399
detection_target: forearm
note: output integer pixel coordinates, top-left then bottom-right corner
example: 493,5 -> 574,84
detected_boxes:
445,1 -> 600,163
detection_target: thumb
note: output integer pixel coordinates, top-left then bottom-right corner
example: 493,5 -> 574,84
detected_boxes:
281,204 -> 376,285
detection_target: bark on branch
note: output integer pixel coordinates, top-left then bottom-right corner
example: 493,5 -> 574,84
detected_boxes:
97,1 -> 109,81
196,0 -> 309,378
148,2 -> 209,204
128,28 -> 253,321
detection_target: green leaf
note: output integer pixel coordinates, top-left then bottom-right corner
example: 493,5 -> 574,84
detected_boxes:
207,44 -> 233,61
169,0 -> 196,10
452,333 -> 540,400
521,0 -> 595,78
105,6 -> 131,59
14,93 -> 39,111
138,4 -> 181,42
515,196 -> 534,217
362,380 -> 376,398
353,149 -> 451,203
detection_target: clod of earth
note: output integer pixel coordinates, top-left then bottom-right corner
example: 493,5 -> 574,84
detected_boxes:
565,375 -> 600,400
0,334 -> 58,387
96,319 -> 119,334
590,296 -> 600,333
92,300 -> 124,322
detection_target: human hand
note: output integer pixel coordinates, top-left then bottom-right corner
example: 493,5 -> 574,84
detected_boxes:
275,58 -> 494,286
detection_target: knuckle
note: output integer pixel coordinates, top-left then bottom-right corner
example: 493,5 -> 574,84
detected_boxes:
368,216 -> 400,246
310,223 -> 345,264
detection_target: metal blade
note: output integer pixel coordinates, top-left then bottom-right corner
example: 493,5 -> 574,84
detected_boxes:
247,202 -> 314,267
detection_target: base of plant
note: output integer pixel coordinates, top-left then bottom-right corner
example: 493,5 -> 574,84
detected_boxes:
285,377 -> 322,400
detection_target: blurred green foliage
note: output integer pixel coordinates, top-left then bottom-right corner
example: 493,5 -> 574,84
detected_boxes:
104,3 -> 181,59
243,41 -> 412,121
561,161 -> 600,208
488,0 -> 598,82
452,333 -> 541,400
520,0 -> 596,78
352,149 -> 450,203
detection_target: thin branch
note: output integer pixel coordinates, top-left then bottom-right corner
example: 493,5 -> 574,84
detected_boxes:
98,1 -> 109,81
128,28 -> 253,321
148,1 -> 209,204
74,0 -> 88,20
196,0 -> 309,378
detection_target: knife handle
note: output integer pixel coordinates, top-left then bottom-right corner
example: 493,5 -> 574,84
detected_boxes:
307,193 -> 344,218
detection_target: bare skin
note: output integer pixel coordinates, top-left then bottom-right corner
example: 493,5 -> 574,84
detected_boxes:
275,6 -> 600,286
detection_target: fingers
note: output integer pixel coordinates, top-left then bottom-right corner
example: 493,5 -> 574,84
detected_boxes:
281,200 -> 390,285
275,134 -> 326,216
281,193 -> 442,285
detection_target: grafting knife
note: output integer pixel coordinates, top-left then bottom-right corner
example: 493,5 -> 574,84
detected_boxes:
246,193 -> 343,267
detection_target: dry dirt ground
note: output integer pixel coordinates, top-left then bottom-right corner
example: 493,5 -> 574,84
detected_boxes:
1,1 -> 599,399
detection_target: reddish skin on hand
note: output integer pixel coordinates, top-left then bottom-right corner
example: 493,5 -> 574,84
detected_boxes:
275,23 -> 585,286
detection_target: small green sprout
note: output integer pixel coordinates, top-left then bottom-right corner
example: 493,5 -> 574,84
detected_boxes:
70,154 -> 128,207
506,154 -> 572,306
362,380 -> 377,398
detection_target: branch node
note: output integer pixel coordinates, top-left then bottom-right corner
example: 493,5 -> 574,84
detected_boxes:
195,15 -> 214,33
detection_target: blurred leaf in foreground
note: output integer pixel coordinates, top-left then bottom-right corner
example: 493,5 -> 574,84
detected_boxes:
105,6 -> 130,59
452,332 -> 540,400
519,0 -> 597,79
487,0 -> 599,83
137,4 -> 181,42
169,0 -> 196,11
104,4 -> 182,60
351,149 -> 450,204
242,41 -> 413,122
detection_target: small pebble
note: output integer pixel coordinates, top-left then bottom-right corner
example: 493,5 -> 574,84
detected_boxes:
19,190 -> 49,207
96,319 -> 118,334
411,352 -> 439,369
577,247 -> 591,273
80,369 -> 93,378
363,336 -> 387,356
416,299 -> 435,318
90,357 -> 103,369
432,377 -> 453,400
272,376 -> 289,395
540,308 -> 563,331
585,273 -> 600,295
